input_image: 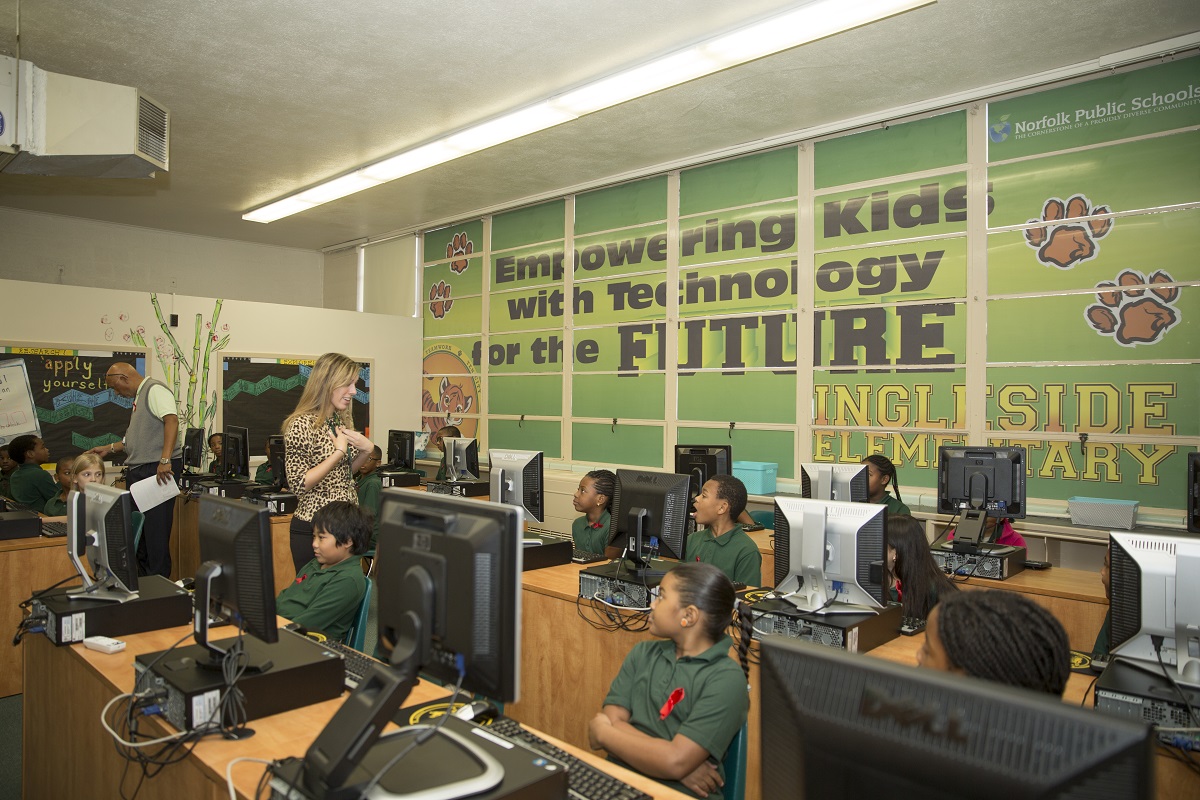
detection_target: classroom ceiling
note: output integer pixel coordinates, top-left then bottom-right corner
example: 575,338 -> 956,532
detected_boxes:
0,0 -> 1197,252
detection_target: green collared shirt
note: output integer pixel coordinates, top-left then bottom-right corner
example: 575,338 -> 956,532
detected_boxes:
10,463 -> 58,508
44,493 -> 69,516
604,635 -> 748,800
883,494 -> 911,517
686,524 -> 762,586
356,471 -> 383,548
275,555 -> 366,641
571,509 -> 610,554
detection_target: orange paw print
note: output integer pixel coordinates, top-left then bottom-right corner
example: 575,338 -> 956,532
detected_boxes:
1025,195 -> 1112,269
446,232 -> 473,274
429,281 -> 454,319
1085,270 -> 1179,346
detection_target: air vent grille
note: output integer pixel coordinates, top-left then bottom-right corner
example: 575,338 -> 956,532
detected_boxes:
137,94 -> 168,167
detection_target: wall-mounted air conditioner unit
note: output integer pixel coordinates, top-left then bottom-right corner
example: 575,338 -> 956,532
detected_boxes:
0,55 -> 168,179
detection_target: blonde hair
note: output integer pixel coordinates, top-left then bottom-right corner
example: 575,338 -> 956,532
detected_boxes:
71,453 -> 106,488
282,353 -> 361,433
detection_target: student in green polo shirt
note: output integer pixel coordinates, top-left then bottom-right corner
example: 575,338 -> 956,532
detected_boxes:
276,501 -> 369,641
355,445 -> 383,548
43,455 -> 76,516
7,434 -> 57,509
589,562 -> 751,800
685,475 -> 761,587
863,454 -> 910,516
571,469 -> 615,555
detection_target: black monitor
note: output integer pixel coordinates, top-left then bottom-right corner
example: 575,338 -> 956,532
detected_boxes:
441,436 -> 480,481
386,429 -> 416,470
674,445 -> 732,532
1188,451 -> 1199,534
759,636 -> 1154,799
297,491 -> 522,796
488,448 -> 544,523
772,496 -> 887,613
799,462 -> 870,503
606,468 -> 691,572
182,426 -> 206,471
65,483 -> 139,602
193,494 -> 277,664
222,424 -> 251,480
266,434 -> 286,490
937,446 -> 1026,552
1109,531 -> 1200,686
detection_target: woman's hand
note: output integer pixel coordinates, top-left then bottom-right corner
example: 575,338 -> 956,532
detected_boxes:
340,427 -> 373,453
329,427 -> 351,455
587,712 -> 613,751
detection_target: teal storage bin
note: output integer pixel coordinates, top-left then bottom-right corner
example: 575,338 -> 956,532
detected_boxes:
733,461 -> 777,495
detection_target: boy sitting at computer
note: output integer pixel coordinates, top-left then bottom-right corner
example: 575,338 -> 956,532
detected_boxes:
276,501 -> 369,641
686,474 -> 761,587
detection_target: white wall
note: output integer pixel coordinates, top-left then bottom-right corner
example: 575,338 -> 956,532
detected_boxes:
323,247 -> 359,311
0,278 -> 422,437
362,235 -> 419,316
0,207 -> 325,308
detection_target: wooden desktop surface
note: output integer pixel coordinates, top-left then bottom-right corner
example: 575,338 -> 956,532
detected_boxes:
21,621 -> 691,800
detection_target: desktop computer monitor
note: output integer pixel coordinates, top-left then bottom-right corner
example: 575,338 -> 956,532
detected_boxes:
65,483 -> 139,602
222,425 -> 251,480
386,429 -> 416,470
799,462 -> 870,503
674,445 -> 732,530
1188,451 -> 1199,534
772,496 -> 887,613
758,636 -> 1154,799
182,427 -> 206,471
298,491 -> 523,796
1109,530 -> 1200,686
937,445 -> 1026,551
441,436 -> 480,481
606,468 -> 691,568
193,494 -> 277,662
265,434 -> 286,489
488,448 -> 544,523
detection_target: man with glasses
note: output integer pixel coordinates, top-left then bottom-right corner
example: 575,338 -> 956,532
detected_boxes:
355,445 -> 383,548
88,362 -> 183,577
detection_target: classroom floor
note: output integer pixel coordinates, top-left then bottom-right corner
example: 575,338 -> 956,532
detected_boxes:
0,694 -> 21,800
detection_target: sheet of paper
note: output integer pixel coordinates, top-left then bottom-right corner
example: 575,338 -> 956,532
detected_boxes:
128,473 -> 181,511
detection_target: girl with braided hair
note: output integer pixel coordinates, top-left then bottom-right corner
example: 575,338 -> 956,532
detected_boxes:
589,562 -> 751,800
571,469 -> 616,555
918,589 -> 1071,696
887,514 -> 957,618
863,454 -> 910,516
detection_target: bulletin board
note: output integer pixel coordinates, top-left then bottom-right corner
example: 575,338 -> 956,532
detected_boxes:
221,354 -> 372,455
0,344 -> 148,454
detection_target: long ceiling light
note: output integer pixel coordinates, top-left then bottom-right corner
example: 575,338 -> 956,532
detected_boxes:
243,0 -> 934,223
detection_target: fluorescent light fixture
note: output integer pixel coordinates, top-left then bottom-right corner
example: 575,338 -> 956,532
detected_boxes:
244,0 -> 934,223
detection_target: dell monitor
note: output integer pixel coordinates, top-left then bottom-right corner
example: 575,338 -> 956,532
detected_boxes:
296,490 -> 522,797
606,468 -> 692,572
193,494 -> 278,664
182,427 -> 206,471
759,636 -> 1154,799
66,483 -> 139,602
441,436 -> 480,481
675,445 -> 732,533
1109,531 -> 1200,686
772,496 -> 888,614
221,424 -> 251,480
265,434 -> 286,489
489,448 -> 544,523
937,446 -> 1026,552
799,462 -> 870,503
386,429 -> 416,470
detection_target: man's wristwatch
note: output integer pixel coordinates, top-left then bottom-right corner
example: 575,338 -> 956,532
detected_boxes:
159,457 -> 171,465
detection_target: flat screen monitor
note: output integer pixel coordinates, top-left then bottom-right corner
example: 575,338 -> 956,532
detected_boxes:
772,496 -> 887,613
488,448 -> 544,523
194,494 -> 277,663
441,436 -> 480,481
66,483 -> 139,602
299,491 -> 523,795
222,424 -> 251,480
606,469 -> 691,568
758,636 -> 1154,799
674,445 -> 732,533
1188,451 -> 1199,534
1109,531 -> 1200,686
182,426 -> 206,471
387,429 -> 416,470
799,462 -> 870,503
937,446 -> 1026,551
266,434 -> 286,489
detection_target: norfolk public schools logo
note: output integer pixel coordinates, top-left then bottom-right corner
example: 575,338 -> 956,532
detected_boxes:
989,114 -> 1011,143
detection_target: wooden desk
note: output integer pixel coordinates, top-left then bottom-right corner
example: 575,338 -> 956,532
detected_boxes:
1,534 -> 78,697
22,622 -> 690,800
175,496 -> 296,594
746,527 -> 773,582
957,567 -> 1108,651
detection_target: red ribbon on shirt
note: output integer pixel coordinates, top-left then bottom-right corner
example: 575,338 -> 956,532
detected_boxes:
659,687 -> 685,720
294,574 -> 307,584
588,521 -> 605,529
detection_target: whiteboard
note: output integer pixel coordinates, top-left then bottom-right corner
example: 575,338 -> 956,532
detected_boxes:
0,358 -> 40,445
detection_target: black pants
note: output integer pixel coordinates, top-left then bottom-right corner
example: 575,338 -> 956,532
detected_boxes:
290,516 -> 314,574
128,458 -> 182,578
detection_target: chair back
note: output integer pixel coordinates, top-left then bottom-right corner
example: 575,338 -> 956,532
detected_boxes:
748,509 -> 773,529
345,577 -> 373,651
722,723 -> 748,800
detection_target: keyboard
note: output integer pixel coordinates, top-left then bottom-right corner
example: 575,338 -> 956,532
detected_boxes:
41,520 -> 68,537
742,523 -> 766,532
572,549 -> 608,564
486,717 -> 651,800
321,638 -> 387,690
899,616 -> 927,636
